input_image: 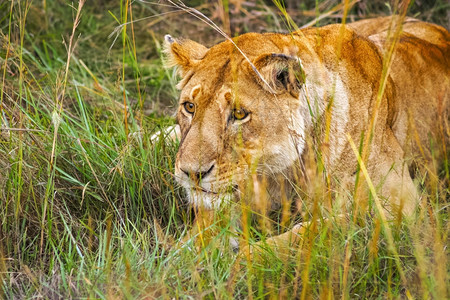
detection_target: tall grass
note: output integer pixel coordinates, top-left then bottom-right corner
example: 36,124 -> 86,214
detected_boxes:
0,0 -> 448,298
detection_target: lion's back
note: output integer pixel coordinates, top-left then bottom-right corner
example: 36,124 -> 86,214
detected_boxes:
351,16 -> 450,159
349,16 -> 449,45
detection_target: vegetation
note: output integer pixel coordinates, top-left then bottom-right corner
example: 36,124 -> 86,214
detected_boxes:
0,0 -> 448,298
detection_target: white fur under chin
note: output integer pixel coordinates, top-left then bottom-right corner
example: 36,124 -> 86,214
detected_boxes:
185,189 -> 233,210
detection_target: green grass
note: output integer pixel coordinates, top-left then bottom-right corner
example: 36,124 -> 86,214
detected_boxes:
1,0 -> 448,298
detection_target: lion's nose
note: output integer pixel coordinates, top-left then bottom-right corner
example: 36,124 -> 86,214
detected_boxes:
180,163 -> 215,181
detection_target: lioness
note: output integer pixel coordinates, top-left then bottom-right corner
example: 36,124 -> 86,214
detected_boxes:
163,16 -> 449,249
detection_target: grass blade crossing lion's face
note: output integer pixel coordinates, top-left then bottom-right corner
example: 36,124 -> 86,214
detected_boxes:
164,34 -> 313,209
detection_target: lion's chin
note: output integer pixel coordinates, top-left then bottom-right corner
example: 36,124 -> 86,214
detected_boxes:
185,189 -> 232,210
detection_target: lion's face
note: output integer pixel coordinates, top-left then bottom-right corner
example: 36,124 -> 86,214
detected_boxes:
165,34 -> 320,209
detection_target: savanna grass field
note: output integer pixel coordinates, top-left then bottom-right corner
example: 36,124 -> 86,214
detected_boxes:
0,0 -> 449,298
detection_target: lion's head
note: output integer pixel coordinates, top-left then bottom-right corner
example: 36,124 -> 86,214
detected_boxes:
164,27 -> 383,209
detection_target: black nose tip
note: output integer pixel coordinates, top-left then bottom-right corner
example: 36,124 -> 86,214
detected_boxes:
181,164 -> 214,181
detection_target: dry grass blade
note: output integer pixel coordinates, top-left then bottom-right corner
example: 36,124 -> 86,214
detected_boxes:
300,0 -> 360,28
50,0 -> 86,168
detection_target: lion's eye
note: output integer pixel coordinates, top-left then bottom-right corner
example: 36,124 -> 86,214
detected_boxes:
232,108 -> 248,120
183,102 -> 195,114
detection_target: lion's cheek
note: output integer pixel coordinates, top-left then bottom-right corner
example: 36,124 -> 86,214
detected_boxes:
263,138 -> 299,172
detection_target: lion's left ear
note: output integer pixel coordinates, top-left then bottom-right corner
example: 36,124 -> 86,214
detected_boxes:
164,35 -> 208,76
252,53 -> 305,97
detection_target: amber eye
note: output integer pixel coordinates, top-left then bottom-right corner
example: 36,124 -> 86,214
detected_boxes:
233,108 -> 248,120
183,102 -> 195,114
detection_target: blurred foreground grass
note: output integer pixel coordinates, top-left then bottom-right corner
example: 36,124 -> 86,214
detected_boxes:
0,0 -> 448,298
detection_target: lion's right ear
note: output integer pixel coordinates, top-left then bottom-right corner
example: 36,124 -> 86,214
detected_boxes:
252,53 -> 305,97
164,35 -> 208,76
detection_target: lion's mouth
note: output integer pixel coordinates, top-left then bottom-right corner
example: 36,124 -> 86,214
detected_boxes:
193,186 -> 218,194
190,184 -> 239,195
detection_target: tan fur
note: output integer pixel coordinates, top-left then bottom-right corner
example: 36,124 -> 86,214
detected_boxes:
164,17 -> 449,222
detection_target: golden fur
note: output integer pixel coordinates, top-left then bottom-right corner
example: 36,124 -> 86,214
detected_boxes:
164,16 -> 449,220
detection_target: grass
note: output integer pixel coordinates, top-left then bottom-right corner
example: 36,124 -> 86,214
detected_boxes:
0,0 -> 448,298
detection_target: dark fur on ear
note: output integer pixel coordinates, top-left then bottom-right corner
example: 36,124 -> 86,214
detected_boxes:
163,35 -> 208,76
252,53 -> 305,97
